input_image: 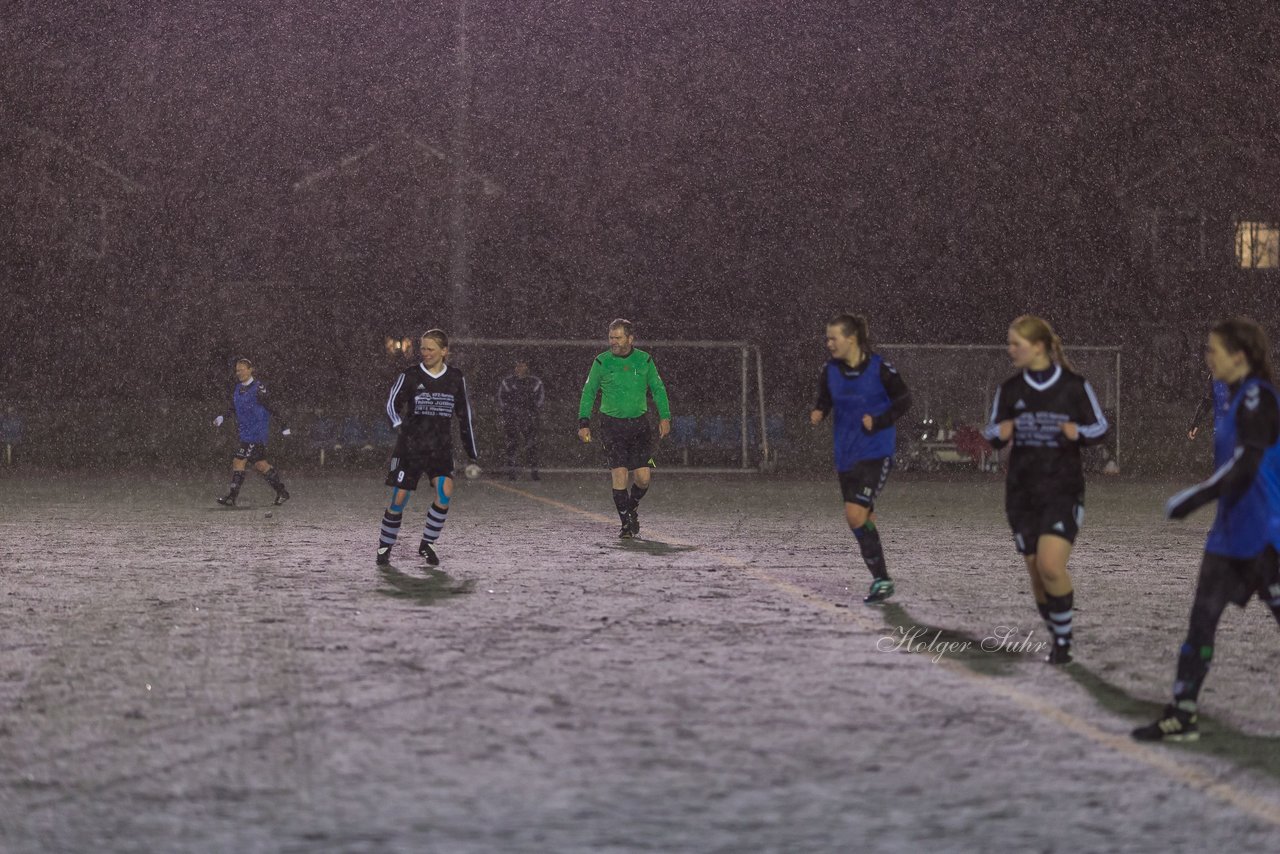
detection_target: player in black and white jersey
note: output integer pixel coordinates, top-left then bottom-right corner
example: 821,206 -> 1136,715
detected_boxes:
376,329 -> 479,567
984,315 -> 1109,664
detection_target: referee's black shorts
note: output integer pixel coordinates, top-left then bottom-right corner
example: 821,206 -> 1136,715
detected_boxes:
598,414 -> 654,471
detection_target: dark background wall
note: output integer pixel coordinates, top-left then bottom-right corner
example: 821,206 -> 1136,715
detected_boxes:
2,1 -> 1278,471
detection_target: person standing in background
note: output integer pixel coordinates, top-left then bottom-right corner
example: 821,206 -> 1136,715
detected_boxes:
498,359 -> 544,480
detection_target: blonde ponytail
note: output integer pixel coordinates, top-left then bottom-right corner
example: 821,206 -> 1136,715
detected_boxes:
1050,332 -> 1075,372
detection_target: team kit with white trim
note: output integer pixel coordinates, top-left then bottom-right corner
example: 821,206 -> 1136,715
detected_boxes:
212,316 -> 1280,747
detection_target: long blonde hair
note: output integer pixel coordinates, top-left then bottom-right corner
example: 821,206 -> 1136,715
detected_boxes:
1010,314 -> 1074,372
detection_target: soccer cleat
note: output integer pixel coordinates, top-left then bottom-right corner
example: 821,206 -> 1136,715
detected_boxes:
216,494 -> 236,507
863,578 -> 894,604
273,488 -> 290,506
418,541 -> 440,566
627,509 -> 640,538
1046,640 -> 1074,665
376,546 -> 392,566
619,521 -> 634,539
1132,705 -> 1199,742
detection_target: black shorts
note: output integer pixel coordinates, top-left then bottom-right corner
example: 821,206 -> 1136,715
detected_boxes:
1007,491 -> 1083,555
235,442 -> 268,464
598,414 -> 654,471
386,451 -> 453,491
1203,546 -> 1280,608
838,457 -> 893,507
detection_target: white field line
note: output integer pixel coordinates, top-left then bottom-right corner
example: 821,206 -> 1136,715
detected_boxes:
485,480 -> 1280,830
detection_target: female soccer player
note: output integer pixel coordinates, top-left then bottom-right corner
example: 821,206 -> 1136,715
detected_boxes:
810,314 -> 912,604
213,358 -> 291,507
1133,318 -> 1280,742
376,329 -> 479,567
983,315 -> 1109,664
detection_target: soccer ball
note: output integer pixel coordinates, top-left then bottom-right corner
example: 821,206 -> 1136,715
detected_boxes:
464,463 -> 482,480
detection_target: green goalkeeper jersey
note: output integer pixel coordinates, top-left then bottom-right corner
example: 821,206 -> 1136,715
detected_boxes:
578,348 -> 672,421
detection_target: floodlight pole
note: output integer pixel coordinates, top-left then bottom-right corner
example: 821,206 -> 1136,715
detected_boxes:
741,346 -> 750,468
449,0 -> 471,336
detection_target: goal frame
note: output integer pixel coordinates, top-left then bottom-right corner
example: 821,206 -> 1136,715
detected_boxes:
452,338 -> 770,473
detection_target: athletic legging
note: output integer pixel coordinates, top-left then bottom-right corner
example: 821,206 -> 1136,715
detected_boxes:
1173,547 -> 1280,704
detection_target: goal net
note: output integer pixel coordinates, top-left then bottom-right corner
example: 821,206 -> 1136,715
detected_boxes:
876,344 -> 1123,473
446,338 -> 770,473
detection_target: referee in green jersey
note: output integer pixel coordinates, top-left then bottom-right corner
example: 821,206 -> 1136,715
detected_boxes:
578,318 -> 672,538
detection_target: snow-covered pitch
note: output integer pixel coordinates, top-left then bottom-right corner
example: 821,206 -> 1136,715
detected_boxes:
1,473 -> 1277,851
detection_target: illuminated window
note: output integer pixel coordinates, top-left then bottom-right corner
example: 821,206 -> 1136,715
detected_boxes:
1235,220 -> 1280,269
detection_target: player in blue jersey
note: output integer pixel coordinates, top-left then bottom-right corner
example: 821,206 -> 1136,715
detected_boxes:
984,316 -> 1109,665
213,358 -> 291,507
811,314 -> 912,604
1133,318 -> 1280,742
